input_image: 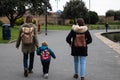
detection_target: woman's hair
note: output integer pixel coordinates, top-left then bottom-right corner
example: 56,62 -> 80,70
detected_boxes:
42,41 -> 48,46
26,15 -> 33,23
77,18 -> 85,26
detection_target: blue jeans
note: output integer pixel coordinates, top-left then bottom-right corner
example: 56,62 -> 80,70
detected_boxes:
23,52 -> 34,70
73,56 -> 86,77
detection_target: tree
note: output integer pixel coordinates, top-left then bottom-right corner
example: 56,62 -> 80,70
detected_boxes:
28,0 -> 52,15
105,10 -> 115,17
106,9 -> 120,21
0,0 -> 51,27
61,0 -> 88,24
89,11 -> 99,24
0,0 -> 25,27
114,10 -> 120,20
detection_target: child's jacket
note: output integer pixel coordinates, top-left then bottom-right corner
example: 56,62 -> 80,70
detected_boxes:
36,45 -> 56,62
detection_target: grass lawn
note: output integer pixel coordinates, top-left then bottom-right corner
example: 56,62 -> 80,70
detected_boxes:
0,26 -> 19,43
41,25 -> 71,30
0,24 -> 119,43
0,25 -> 71,43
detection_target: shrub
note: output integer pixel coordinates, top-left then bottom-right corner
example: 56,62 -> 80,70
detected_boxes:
109,21 -> 120,25
15,18 -> 24,25
0,20 -> 3,26
33,20 -> 36,24
69,19 -> 74,24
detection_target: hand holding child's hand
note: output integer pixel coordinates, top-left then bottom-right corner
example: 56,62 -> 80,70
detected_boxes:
69,44 -> 72,47
16,46 -> 19,49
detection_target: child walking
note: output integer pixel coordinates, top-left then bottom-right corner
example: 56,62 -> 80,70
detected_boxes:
36,42 -> 56,79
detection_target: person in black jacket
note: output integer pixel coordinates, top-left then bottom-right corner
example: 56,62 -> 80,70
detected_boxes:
105,23 -> 109,32
66,18 -> 92,80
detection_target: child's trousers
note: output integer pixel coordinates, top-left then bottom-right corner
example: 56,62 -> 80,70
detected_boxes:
41,61 -> 50,74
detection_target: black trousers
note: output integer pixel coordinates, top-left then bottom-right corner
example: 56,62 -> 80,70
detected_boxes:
41,61 -> 50,74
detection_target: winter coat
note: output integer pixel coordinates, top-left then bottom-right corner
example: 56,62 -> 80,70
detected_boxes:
36,45 -> 56,62
66,25 -> 92,56
16,23 -> 39,54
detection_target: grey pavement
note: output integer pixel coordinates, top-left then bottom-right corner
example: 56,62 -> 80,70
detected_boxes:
0,30 -> 120,80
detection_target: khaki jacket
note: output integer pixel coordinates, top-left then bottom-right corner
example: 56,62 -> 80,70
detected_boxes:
16,23 -> 39,54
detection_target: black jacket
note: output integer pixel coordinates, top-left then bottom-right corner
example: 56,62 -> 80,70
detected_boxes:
66,25 -> 92,56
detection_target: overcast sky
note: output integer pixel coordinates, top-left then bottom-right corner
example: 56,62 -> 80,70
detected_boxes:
50,0 -> 120,15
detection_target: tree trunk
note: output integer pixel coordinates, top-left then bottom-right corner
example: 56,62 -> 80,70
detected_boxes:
10,19 -> 15,28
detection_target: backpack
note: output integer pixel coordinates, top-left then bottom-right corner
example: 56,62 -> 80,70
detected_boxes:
21,26 -> 34,44
74,34 -> 86,47
41,49 -> 51,61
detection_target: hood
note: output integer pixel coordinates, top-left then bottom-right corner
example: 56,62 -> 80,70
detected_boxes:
72,25 -> 88,33
40,46 -> 48,51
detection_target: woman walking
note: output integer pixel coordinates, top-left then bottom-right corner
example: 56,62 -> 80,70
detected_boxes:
66,18 -> 92,80
16,15 -> 39,77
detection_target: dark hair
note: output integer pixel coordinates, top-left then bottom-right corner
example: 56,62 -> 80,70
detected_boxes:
77,18 -> 85,26
26,15 -> 33,23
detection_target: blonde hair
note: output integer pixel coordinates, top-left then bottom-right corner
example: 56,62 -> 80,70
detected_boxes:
42,41 -> 48,46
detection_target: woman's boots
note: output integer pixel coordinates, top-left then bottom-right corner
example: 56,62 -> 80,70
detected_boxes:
73,74 -> 85,80
81,77 -> 85,80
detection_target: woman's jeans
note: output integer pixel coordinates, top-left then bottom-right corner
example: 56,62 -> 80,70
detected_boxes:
23,52 -> 34,71
73,56 -> 86,77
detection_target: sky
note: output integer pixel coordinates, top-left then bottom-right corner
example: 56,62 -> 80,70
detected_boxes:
50,0 -> 120,15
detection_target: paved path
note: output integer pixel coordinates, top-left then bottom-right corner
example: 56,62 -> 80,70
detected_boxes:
0,30 -> 120,80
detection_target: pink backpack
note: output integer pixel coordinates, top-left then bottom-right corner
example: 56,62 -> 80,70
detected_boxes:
41,49 -> 51,61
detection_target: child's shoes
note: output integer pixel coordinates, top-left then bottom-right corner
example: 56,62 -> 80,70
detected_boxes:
44,73 -> 48,79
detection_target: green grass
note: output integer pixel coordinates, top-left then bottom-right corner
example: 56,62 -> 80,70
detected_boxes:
41,25 -> 71,30
0,26 -> 19,43
0,24 -> 120,43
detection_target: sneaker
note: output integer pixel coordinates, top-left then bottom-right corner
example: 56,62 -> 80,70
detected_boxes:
73,74 -> 78,79
24,70 -> 28,77
44,73 -> 48,79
